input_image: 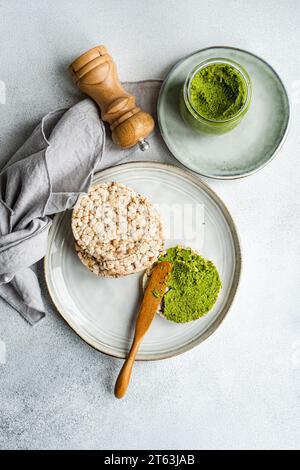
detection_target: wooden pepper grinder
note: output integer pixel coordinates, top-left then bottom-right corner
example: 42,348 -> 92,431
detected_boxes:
69,45 -> 154,150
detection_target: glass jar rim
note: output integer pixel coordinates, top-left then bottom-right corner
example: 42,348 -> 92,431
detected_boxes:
184,57 -> 252,124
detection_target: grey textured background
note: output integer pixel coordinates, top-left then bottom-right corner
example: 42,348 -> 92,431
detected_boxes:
0,0 -> 300,450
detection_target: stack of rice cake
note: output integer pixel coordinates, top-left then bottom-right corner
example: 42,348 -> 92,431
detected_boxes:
72,182 -> 164,277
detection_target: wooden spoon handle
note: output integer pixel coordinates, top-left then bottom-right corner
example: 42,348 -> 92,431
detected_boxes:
115,339 -> 140,399
114,262 -> 172,399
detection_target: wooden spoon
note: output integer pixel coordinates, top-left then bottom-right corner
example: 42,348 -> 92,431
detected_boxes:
114,261 -> 172,398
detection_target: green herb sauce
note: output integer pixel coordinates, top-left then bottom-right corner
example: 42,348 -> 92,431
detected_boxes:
158,246 -> 221,323
189,63 -> 247,121
152,288 -> 160,299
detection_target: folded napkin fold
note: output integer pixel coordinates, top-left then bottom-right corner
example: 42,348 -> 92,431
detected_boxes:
0,80 -> 164,324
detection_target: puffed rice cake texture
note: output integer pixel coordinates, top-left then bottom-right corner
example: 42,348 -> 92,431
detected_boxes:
72,182 -> 164,277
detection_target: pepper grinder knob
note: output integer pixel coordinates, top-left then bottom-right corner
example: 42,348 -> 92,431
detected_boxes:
138,139 -> 150,151
69,45 -> 154,150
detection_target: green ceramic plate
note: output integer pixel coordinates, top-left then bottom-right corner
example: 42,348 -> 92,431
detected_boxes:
158,46 -> 290,179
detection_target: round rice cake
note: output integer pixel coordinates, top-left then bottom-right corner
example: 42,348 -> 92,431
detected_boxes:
75,234 -> 164,277
72,182 -> 163,263
142,246 -> 222,323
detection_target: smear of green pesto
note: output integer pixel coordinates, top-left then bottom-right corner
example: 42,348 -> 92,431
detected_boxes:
189,63 -> 247,120
158,247 -> 221,323
152,288 -> 160,299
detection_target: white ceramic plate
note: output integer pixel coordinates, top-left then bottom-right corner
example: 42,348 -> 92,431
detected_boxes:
158,46 -> 290,179
45,162 -> 241,360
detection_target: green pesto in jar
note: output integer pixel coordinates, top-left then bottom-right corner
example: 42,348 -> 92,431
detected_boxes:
157,246 -> 222,323
189,63 -> 247,121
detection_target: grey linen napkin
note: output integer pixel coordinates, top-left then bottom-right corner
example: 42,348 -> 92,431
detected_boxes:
0,80 -> 169,324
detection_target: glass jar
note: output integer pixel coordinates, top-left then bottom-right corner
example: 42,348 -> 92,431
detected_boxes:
180,58 -> 252,135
